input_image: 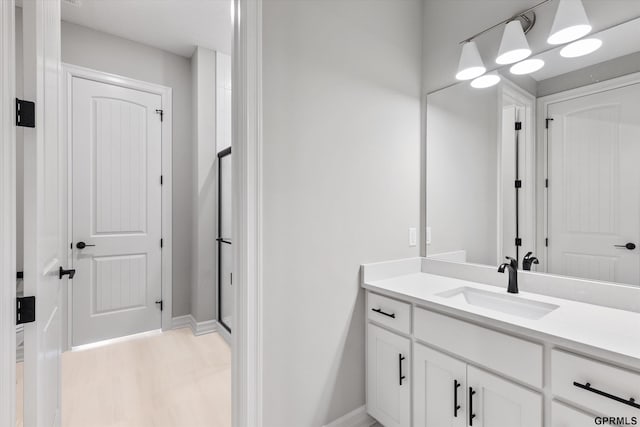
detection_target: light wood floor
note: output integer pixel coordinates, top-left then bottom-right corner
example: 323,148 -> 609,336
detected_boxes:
16,328 -> 231,427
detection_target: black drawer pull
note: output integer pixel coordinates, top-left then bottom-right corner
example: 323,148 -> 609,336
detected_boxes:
398,354 -> 406,386
371,308 -> 395,318
454,380 -> 461,417
573,381 -> 640,410
469,387 -> 476,426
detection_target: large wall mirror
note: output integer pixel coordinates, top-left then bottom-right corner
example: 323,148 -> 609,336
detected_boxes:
426,7 -> 640,287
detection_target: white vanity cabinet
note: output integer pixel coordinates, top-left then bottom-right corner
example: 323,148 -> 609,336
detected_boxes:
413,344 -> 467,427
466,365 -> 542,427
413,343 -> 542,427
365,287 -> 640,427
367,323 -> 411,427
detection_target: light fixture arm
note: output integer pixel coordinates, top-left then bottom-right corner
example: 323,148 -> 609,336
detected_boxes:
460,0 -> 551,44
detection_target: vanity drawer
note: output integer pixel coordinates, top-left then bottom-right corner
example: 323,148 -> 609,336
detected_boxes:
551,350 -> 640,419
551,401 -> 597,427
367,292 -> 411,334
414,308 -> 543,388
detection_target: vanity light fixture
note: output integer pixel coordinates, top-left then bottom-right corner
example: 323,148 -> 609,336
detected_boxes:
560,38 -> 602,58
510,58 -> 545,75
456,41 -> 486,80
455,0 -> 548,81
496,20 -> 532,65
471,72 -> 501,89
547,0 -> 592,45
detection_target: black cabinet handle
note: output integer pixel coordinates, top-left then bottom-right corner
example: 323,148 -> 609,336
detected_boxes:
454,380 -> 461,417
371,308 -> 395,319
469,387 -> 476,426
614,243 -> 636,250
76,241 -> 96,249
573,381 -> 640,409
398,354 -> 406,386
59,266 -> 76,280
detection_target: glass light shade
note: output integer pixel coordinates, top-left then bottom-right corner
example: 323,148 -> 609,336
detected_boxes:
510,59 -> 545,75
547,0 -> 592,45
560,38 -> 602,58
471,73 -> 501,89
456,41 -> 486,80
496,21 -> 532,65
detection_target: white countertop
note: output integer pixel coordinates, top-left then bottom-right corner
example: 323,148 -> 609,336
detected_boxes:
363,272 -> 640,369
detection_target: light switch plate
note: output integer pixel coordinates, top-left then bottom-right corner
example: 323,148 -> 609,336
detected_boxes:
426,227 -> 432,245
409,227 -> 417,247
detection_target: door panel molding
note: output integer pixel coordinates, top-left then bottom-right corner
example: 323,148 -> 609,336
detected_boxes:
62,63 -> 173,349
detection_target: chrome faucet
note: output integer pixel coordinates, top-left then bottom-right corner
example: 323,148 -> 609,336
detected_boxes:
522,252 -> 539,271
498,256 -> 518,294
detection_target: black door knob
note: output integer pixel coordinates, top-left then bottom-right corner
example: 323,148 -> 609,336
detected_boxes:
59,266 -> 76,279
76,241 -> 96,249
614,243 -> 636,250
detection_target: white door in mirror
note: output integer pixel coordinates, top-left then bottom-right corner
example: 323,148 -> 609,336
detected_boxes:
547,83 -> 640,285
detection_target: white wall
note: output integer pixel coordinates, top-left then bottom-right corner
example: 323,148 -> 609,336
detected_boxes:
60,22 -> 194,317
426,83 -> 498,266
261,0 -> 422,425
191,46 -> 217,323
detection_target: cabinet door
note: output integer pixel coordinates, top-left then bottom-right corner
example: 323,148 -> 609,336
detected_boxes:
367,323 -> 411,427
414,344 -> 467,427
467,366 -> 542,427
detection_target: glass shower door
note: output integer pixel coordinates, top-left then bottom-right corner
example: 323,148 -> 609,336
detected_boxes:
217,148 -> 232,332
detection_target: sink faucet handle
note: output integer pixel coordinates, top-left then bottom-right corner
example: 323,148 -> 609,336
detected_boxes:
505,256 -> 518,269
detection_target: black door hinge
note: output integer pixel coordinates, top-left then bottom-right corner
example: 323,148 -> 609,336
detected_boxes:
545,238 -> 549,247
155,300 -> 163,311
160,238 -> 163,248
16,98 -> 35,128
515,121 -> 522,131
515,180 -> 522,188
515,237 -> 522,247
545,178 -> 549,188
17,296 -> 36,325
155,109 -> 164,122
546,118 -> 554,129
160,175 -> 163,185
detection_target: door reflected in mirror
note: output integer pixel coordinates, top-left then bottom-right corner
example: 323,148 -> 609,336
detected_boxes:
426,16 -> 640,287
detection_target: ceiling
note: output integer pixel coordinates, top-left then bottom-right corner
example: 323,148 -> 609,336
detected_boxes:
60,0 -> 232,57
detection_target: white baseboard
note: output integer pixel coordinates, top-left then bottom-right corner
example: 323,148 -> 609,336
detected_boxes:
171,315 -> 192,330
171,315 -> 218,336
193,319 -> 217,335
323,406 -> 376,427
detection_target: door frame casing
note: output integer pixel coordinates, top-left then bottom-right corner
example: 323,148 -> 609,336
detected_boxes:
0,0 -> 17,425
232,0 -> 264,425
62,63 -> 173,349
536,71 -> 640,272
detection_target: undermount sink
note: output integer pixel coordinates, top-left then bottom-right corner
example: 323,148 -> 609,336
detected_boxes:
436,286 -> 559,320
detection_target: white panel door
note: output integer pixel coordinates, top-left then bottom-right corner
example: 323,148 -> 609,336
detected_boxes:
413,343 -> 467,427
22,0 -> 63,425
71,76 -> 162,346
547,84 -> 640,285
467,366 -> 542,427
366,323 -> 410,427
